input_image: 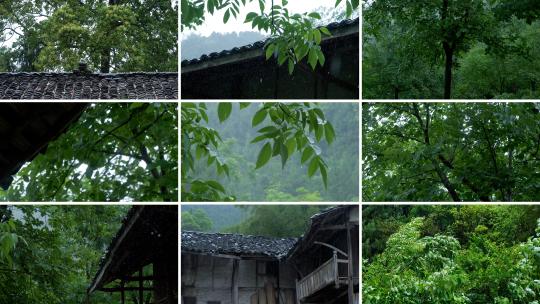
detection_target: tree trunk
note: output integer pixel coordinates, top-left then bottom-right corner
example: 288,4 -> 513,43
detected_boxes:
443,43 -> 453,99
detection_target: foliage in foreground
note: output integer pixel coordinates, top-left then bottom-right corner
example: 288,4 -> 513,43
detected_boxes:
0,103 -> 178,202
181,102 -> 342,202
363,205 -> 540,304
0,206 -> 128,304
363,102 -> 540,202
182,0 -> 359,74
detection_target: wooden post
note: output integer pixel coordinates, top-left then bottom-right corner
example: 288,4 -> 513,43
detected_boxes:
232,260 -> 239,304
139,268 -> 144,304
347,223 -> 354,304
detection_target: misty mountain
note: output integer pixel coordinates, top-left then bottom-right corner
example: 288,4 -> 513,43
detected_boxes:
181,31 -> 267,60
181,205 -> 248,232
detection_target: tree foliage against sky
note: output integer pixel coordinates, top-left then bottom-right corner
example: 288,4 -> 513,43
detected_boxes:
364,205 -> 540,303
0,205 -> 128,304
363,102 -> 540,202
0,0 -> 177,72
0,103 -> 178,202
181,0 -> 358,74
363,0 -> 540,99
181,102 -> 358,202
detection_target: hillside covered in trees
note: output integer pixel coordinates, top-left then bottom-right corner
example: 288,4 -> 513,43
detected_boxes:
181,205 -> 331,237
0,205 -> 129,303
363,102 -> 540,202
363,205 -> 540,303
182,102 -> 359,202
363,0 -> 540,99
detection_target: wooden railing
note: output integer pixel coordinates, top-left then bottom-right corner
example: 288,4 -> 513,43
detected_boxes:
296,252 -> 347,302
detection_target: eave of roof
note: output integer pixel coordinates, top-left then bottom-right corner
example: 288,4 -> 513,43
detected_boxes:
0,103 -> 88,189
181,231 -> 298,260
181,18 -> 359,73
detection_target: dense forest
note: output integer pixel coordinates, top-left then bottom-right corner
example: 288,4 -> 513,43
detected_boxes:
0,0 -> 177,72
181,102 -> 359,202
363,0 -> 540,99
181,205 -> 331,237
363,205 -> 540,303
0,205 -> 128,303
0,103 -> 178,202
363,102 -> 540,202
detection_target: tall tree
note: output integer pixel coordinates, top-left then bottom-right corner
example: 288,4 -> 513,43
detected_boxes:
363,102 -> 540,202
365,0 -> 493,99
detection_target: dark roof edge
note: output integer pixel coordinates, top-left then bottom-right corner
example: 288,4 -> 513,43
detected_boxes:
0,72 -> 178,76
88,206 -> 144,294
181,18 -> 359,73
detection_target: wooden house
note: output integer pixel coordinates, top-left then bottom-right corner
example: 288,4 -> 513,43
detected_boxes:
288,206 -> 359,304
88,205 -> 178,304
0,103 -> 87,189
181,206 -> 359,304
181,231 -> 298,304
181,19 -> 359,99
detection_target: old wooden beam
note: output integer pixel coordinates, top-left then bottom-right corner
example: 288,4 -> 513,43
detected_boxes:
347,223 -> 354,304
232,259 -> 239,304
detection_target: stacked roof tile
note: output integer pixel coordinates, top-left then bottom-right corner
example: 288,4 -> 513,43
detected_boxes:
181,231 -> 298,259
0,72 -> 178,99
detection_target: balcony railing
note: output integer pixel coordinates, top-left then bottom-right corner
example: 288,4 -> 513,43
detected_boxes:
296,252 -> 348,302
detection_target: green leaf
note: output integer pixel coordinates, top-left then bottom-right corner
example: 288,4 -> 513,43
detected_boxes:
324,122 -> 335,144
251,134 -> 269,143
239,102 -> 251,109
308,12 -> 321,19
255,142 -> 272,169
335,0 -> 343,6
346,0 -> 352,17
285,137 -> 296,156
320,27 -> 331,36
266,44 -> 275,60
223,9 -> 231,23
258,0 -> 264,12
252,108 -> 267,126
257,126 -> 278,134
313,29 -> 322,44
206,180 -> 225,193
280,143 -> 288,168
308,156 -> 319,177
320,161 -> 328,189
308,48 -> 318,70
245,12 -> 258,23
217,103 -> 232,122
288,58 -> 295,74
301,146 -> 314,164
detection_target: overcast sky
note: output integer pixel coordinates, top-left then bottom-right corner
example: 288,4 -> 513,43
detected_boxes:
182,0 -> 335,38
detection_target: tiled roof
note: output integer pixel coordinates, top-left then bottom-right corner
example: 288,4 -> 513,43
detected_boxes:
181,231 -> 298,259
181,18 -> 359,68
0,103 -> 87,190
0,72 -> 178,99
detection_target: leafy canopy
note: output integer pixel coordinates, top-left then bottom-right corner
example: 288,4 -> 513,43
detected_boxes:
363,102 -> 540,202
0,103 -> 178,202
0,0 -> 177,72
181,102 -> 336,201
